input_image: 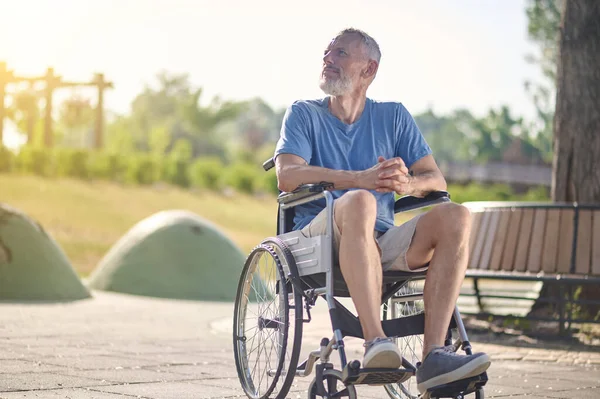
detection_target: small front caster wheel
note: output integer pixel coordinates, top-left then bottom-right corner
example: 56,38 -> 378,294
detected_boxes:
308,369 -> 357,399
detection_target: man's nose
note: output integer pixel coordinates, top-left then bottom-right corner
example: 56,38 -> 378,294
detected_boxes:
323,51 -> 333,65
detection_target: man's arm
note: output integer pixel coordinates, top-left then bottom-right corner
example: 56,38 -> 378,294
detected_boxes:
276,153 -> 407,193
375,155 -> 447,198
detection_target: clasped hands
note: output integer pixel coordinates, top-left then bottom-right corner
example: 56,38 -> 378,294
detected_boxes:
359,156 -> 413,195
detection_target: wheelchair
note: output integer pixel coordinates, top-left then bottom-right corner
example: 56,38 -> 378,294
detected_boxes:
232,158 -> 488,399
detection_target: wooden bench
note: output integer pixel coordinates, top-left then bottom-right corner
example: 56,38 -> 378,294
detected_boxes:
461,201 -> 600,333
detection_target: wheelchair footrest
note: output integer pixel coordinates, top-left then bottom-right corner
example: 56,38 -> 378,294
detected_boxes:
342,360 -> 414,386
426,372 -> 488,398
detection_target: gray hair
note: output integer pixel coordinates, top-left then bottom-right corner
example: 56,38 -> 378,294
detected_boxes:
334,28 -> 381,63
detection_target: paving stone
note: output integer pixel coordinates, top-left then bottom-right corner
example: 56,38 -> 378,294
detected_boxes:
0,387 -> 130,398
489,352 -> 525,361
37,355 -> 164,371
480,382 -> 531,396
0,372 -> 109,392
141,364 -> 221,378
0,360 -> 67,374
506,375 -> 589,390
94,381 -> 240,399
55,368 -> 195,384
540,386 -> 600,399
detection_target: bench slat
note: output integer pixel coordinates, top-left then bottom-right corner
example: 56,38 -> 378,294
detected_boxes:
468,211 -> 482,263
489,210 -> 511,270
557,209 -> 575,273
593,211 -> 600,276
479,210 -> 501,270
470,211 -> 492,270
514,209 -> 534,272
542,209 -> 561,273
576,210 -> 592,274
501,209 -> 523,271
527,209 -> 547,273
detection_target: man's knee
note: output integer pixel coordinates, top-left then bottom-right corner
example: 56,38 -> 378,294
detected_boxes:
423,203 -> 471,241
438,203 -> 471,237
336,190 -> 378,226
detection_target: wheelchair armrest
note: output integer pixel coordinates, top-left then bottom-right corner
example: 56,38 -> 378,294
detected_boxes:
394,190 -> 451,213
263,157 -> 275,171
277,182 -> 334,204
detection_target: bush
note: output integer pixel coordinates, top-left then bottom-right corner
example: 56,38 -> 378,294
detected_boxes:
125,153 -> 161,185
259,171 -> 279,195
222,162 -> 261,194
17,147 -> 53,176
162,156 -> 191,188
189,157 -> 224,190
54,148 -> 89,179
88,152 -> 126,181
0,146 -> 15,173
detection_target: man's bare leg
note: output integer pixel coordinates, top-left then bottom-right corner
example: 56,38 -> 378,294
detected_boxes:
334,190 -> 385,341
404,203 -> 472,356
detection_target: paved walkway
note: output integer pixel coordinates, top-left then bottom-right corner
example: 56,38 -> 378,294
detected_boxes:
0,291 -> 598,398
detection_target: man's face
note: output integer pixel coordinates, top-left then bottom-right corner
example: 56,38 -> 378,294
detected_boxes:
319,33 -> 369,96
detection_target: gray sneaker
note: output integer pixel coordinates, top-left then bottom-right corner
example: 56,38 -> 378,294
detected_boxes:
363,337 -> 403,369
416,346 -> 490,393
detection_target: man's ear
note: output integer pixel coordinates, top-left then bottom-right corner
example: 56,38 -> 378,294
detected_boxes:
363,60 -> 378,78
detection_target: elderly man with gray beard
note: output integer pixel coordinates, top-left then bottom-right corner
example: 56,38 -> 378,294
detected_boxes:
273,28 -> 491,394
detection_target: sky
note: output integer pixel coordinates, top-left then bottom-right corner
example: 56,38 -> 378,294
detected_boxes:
0,0 -> 544,147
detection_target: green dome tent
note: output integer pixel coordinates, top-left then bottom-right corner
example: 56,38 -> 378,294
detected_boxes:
87,210 -> 253,301
0,203 -> 90,301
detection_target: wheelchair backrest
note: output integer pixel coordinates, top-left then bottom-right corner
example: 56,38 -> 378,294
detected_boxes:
276,205 -> 296,235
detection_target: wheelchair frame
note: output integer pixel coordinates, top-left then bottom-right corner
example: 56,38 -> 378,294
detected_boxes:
233,162 -> 488,399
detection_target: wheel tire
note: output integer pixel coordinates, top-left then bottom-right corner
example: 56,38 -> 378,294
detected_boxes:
308,369 -> 357,399
233,241 -> 303,399
383,280 -> 425,399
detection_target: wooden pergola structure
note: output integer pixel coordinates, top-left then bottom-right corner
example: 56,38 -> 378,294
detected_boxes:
0,62 -> 112,149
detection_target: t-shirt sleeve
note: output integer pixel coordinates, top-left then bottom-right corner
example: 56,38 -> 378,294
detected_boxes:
274,102 -> 312,164
394,103 -> 432,169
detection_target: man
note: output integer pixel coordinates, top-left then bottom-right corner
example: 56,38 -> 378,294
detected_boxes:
273,28 -> 490,394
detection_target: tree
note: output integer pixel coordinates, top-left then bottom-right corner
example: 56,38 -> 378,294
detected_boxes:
552,1 -> 600,202
529,0 -> 600,323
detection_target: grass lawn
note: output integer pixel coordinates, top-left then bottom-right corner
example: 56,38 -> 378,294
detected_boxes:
1,174 -> 278,276
1,174 -> 418,277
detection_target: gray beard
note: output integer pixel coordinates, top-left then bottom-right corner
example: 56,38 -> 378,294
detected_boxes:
319,75 -> 353,96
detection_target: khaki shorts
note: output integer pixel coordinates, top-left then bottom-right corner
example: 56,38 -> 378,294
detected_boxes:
300,205 -> 428,273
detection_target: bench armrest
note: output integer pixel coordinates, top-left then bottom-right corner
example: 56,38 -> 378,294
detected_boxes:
277,182 -> 335,205
394,191 -> 451,213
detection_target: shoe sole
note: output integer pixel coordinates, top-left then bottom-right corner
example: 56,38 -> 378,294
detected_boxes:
363,342 -> 403,369
417,355 -> 491,394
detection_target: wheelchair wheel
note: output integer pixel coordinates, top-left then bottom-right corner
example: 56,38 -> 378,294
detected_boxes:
308,369 -> 357,399
233,241 -> 303,399
383,280 -> 425,399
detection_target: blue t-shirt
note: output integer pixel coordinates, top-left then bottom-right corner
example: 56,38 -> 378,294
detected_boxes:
274,97 -> 432,233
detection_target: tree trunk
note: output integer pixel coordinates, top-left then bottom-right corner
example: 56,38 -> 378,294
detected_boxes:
530,0 -> 600,324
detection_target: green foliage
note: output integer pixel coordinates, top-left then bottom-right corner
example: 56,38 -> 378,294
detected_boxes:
524,0 -> 563,163
526,0 -> 563,82
54,148 -> 89,179
88,152 -> 125,180
162,156 -> 191,188
0,146 -> 15,173
125,153 -> 161,185
448,183 -> 550,204
222,162 -> 261,194
170,138 -> 193,161
189,157 -> 224,190
259,171 -> 279,195
17,147 -> 53,176
149,125 -> 171,155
